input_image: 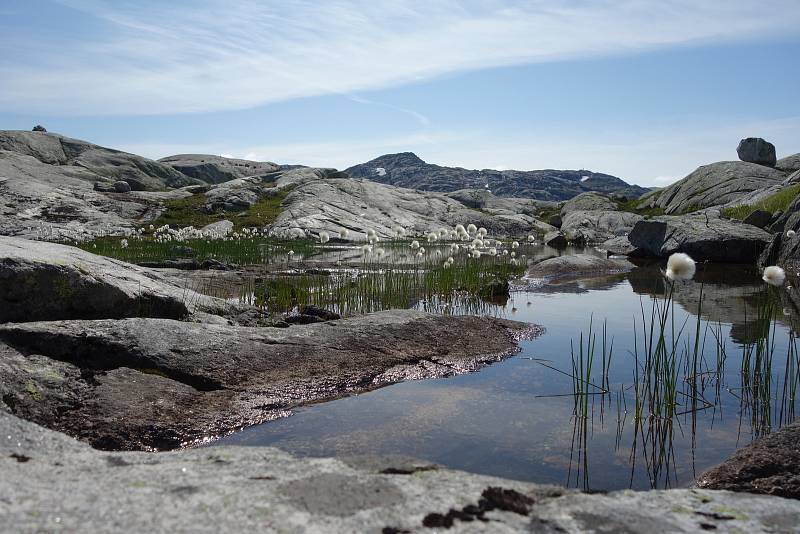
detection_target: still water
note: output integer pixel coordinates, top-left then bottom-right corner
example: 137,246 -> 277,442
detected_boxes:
215,263 -> 799,491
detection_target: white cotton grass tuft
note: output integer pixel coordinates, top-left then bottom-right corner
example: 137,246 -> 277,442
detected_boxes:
527,234 -> 535,242
120,239 -> 128,249
288,250 -> 295,256
665,252 -> 696,282
467,223 -> 477,235
427,232 -> 438,243
763,265 -> 786,287
339,229 -> 349,239
477,227 -> 487,238
788,230 -> 796,238
511,241 -> 519,249
319,231 -> 330,243
410,240 -> 420,250
471,250 -> 481,258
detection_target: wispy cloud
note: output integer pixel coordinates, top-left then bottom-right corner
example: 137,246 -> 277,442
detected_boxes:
2,0 -> 799,115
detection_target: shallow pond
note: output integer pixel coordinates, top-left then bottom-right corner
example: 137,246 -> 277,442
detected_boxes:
213,260 -> 800,491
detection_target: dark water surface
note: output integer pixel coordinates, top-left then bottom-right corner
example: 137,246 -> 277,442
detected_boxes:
215,262 -> 800,491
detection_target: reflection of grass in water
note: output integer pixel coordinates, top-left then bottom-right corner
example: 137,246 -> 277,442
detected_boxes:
546,274 -> 798,491
247,255 -> 524,316
78,236 -> 314,265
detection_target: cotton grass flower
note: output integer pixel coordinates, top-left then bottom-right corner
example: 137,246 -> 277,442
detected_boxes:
319,231 -> 330,244
527,234 -> 535,242
120,239 -> 128,249
511,241 -> 519,249
339,229 -> 349,239
665,252 -> 696,282
471,250 -> 481,258
788,230 -> 796,238
477,227 -> 487,238
763,265 -> 786,287
410,240 -> 420,250
427,232 -> 438,243
467,223 -> 477,235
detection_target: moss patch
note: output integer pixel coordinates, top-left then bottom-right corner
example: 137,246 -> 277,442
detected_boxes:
722,185 -> 800,220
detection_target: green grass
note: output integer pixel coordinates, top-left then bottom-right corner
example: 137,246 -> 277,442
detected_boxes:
149,187 -> 289,231
78,235 -> 314,265
722,185 -> 800,220
616,198 -> 665,217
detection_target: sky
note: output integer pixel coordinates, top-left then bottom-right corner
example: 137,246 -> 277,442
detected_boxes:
1,1 -> 799,187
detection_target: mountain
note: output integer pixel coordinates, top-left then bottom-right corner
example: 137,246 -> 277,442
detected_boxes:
345,152 -> 649,202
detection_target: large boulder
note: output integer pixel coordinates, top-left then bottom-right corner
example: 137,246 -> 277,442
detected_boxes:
637,161 -> 786,215
526,254 -> 633,282
628,215 -> 771,263
0,236 -> 242,323
159,154 -> 281,185
737,137 -> 777,167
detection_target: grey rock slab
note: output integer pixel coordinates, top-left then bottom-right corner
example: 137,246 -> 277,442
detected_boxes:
638,161 -> 786,215
0,236 -> 243,322
742,208 -> 772,228
526,254 -> 633,282
737,137 -> 777,167
159,154 -> 280,184
560,209 -> 641,244
627,215 -> 772,263
0,310 -> 536,450
776,153 -> 800,173
543,230 -> 567,248
2,412 -> 799,533
560,191 -> 617,214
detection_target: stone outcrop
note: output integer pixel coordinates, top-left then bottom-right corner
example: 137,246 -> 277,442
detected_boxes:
737,137 -> 777,167
560,209 -> 642,244
525,254 -> 633,282
159,154 -> 281,184
2,411 -> 799,532
0,311 -> 534,451
0,236 -> 242,323
776,153 -> 800,174
697,421 -> 800,499
627,215 -> 772,263
560,191 -> 618,213
637,161 -> 786,215
345,152 -> 650,202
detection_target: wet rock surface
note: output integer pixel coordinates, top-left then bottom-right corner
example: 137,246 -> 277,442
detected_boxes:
0,310 -> 535,451
696,421 -> 800,499
2,411 -> 799,533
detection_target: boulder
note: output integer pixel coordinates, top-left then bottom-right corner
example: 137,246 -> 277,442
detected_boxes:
637,161 -> 786,215
0,311 -> 534,450
31,125 -> 46,132
92,181 -> 115,193
112,180 -> 131,193
560,210 -> 642,244
0,236 -> 243,323
548,214 -> 562,228
697,420 -> 800,499
627,215 -> 772,263
526,254 -> 633,281
737,137 -> 777,167
742,208 -> 772,229
600,235 -> 643,256
543,230 -> 567,248
776,153 -> 800,173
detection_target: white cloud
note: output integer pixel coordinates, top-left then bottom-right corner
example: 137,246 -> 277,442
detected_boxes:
2,0 -> 799,115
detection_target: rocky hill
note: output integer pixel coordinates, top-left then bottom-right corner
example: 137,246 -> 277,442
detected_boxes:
345,152 -> 650,201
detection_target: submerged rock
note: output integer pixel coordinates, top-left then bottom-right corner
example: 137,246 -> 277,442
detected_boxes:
627,215 -> 771,263
526,254 -> 633,282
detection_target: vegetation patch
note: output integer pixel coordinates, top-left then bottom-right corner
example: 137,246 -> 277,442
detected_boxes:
616,198 -> 665,217
721,185 -> 800,220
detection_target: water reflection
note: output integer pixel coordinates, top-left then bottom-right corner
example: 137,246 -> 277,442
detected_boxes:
213,264 -> 800,491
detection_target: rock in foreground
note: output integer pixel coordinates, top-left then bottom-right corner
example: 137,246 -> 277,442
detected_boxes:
0,311 -> 535,451
2,412 -> 798,533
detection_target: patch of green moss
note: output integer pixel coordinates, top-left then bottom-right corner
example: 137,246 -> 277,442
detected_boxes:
616,198 -> 665,217
722,184 -> 800,220
150,193 -> 225,229
24,381 -> 42,401
234,191 -> 289,229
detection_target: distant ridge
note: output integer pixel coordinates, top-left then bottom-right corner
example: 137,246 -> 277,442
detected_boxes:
345,152 -> 649,202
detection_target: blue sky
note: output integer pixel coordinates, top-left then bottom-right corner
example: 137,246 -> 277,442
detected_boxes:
1,1 -> 799,186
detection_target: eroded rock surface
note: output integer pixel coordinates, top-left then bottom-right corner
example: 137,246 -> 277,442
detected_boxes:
159,154 -> 281,184
0,311 -> 535,451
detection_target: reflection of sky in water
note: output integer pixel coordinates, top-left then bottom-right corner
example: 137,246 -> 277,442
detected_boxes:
215,267 -> 799,491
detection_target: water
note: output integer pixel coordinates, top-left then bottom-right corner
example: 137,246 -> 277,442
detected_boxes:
213,262 -> 800,491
